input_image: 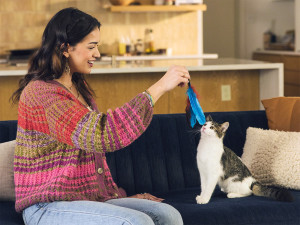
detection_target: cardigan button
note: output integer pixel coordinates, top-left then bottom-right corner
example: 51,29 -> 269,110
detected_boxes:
97,168 -> 103,174
114,193 -> 119,197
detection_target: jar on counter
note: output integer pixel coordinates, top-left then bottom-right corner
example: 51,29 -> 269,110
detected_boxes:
165,0 -> 174,5
135,39 -> 144,55
154,0 -> 164,5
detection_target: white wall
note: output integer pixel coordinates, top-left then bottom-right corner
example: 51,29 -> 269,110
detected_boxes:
295,0 -> 300,52
203,0 -> 237,58
203,0 -> 295,59
238,0 -> 294,59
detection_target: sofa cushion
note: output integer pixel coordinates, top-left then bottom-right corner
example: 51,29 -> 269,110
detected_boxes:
107,111 -> 269,197
158,187 -> 300,225
0,140 -> 16,201
242,127 -> 300,190
0,201 -> 23,225
0,121 -> 18,143
262,97 -> 300,132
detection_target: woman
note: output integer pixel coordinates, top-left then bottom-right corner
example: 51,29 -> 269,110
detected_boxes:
11,7 -> 190,225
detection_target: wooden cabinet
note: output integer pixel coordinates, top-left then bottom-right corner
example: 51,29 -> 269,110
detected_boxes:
109,4 -> 207,56
0,69 -> 260,120
253,52 -> 300,96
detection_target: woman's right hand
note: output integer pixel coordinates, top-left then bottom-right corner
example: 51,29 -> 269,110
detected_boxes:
129,193 -> 164,202
146,65 -> 190,104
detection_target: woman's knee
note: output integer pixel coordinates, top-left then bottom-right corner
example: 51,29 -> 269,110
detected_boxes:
124,211 -> 155,225
154,203 -> 183,225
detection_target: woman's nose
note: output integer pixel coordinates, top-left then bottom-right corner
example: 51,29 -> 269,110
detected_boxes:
94,47 -> 100,58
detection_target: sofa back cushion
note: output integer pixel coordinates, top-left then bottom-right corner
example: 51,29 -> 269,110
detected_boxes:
0,121 -> 18,143
262,97 -> 300,132
0,112 -> 268,198
106,111 -> 268,196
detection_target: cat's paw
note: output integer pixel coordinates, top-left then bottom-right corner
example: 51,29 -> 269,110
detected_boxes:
196,195 -> 209,204
227,193 -> 247,198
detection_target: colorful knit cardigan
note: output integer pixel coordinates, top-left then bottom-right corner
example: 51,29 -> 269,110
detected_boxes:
14,80 -> 153,212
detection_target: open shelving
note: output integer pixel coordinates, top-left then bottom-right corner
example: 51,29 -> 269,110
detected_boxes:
110,4 -> 207,12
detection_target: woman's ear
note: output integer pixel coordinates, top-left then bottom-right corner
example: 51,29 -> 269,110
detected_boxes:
61,43 -> 70,58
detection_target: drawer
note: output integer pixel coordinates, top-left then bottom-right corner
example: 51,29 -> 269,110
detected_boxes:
252,53 -> 283,63
284,70 -> 300,85
284,83 -> 300,96
283,55 -> 300,71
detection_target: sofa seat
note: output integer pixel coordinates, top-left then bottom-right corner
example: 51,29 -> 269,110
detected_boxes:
158,188 -> 300,225
1,189 -> 299,225
0,201 -> 23,225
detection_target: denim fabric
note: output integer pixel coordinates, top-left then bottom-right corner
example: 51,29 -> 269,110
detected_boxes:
22,198 -> 183,225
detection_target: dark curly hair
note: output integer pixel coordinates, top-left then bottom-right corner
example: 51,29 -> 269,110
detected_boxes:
11,7 -> 101,105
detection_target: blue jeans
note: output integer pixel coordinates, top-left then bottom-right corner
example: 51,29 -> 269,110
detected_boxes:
22,198 -> 183,225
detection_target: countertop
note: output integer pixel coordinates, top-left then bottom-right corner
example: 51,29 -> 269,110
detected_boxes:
0,58 -> 283,76
254,50 -> 300,56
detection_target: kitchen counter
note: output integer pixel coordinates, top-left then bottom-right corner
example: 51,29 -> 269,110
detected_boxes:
254,50 -> 300,56
0,58 -> 282,76
0,58 -> 283,120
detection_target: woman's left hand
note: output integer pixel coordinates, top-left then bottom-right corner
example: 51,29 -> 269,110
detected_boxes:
129,193 -> 164,202
146,65 -> 190,105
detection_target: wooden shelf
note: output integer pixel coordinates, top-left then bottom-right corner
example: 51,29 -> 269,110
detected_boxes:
110,4 -> 207,12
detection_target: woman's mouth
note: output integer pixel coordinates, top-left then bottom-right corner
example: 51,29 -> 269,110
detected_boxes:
88,60 -> 94,67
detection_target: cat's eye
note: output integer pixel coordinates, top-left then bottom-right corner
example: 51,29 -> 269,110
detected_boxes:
210,126 -> 213,129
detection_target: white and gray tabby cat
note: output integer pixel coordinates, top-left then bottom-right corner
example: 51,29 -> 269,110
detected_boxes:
196,115 -> 293,204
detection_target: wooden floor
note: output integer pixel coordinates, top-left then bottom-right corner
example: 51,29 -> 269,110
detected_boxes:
0,70 -> 259,121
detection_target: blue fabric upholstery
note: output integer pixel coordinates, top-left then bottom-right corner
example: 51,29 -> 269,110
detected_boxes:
0,121 -> 17,143
1,111 -> 299,225
106,111 -> 269,195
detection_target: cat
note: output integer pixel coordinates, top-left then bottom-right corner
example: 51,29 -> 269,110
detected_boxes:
195,115 -> 293,204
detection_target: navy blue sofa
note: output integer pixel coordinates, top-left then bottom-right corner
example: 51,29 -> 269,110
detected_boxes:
1,111 -> 299,225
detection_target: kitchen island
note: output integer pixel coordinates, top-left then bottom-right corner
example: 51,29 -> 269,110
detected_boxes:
0,58 -> 283,120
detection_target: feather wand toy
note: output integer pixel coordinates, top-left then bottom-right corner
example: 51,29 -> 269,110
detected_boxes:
185,81 -> 206,128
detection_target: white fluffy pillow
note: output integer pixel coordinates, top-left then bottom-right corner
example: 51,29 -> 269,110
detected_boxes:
0,140 -> 16,200
241,127 -> 300,190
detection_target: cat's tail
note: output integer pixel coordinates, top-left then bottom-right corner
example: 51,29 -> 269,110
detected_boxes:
251,182 -> 294,202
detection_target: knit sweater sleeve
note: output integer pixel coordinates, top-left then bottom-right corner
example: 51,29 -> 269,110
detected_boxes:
18,81 -> 153,153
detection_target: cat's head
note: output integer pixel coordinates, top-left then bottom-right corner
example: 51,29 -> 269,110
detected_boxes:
200,115 -> 229,139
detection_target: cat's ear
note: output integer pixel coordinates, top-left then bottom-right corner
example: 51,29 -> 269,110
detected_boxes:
221,122 -> 229,132
206,115 -> 213,121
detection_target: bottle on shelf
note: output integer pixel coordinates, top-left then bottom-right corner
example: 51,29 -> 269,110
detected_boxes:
118,36 -> 126,56
125,36 -> 132,56
135,39 -> 144,55
144,28 -> 155,54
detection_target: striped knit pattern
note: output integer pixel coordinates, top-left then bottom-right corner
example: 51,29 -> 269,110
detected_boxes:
14,80 -> 153,212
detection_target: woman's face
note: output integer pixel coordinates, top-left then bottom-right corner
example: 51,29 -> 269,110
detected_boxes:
66,28 -> 101,74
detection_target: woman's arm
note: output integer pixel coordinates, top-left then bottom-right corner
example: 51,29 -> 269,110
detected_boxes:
44,91 -> 152,153
19,66 -> 190,153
